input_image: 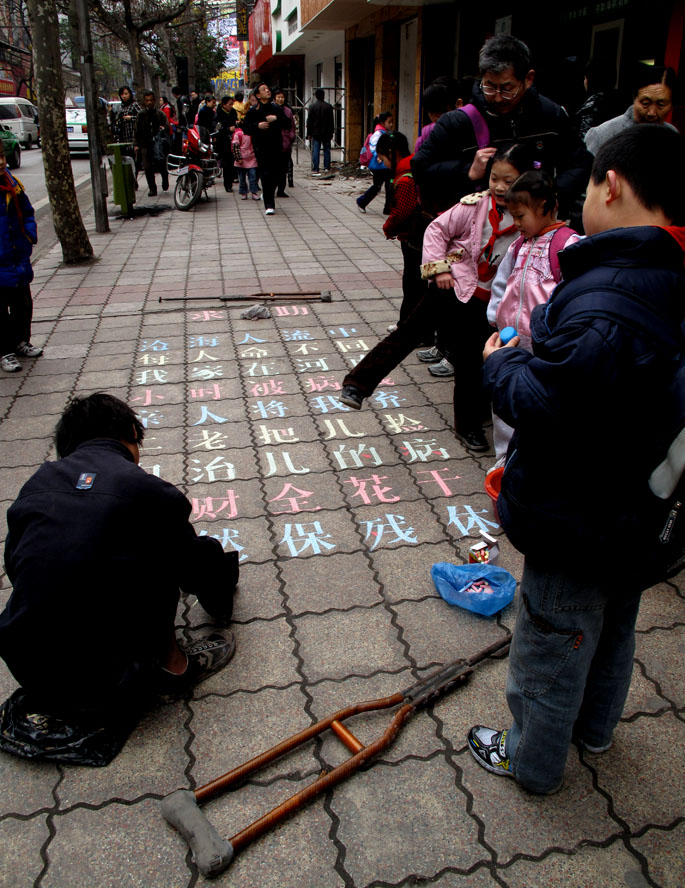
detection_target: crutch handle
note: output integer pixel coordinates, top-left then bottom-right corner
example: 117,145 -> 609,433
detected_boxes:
161,789 -> 234,878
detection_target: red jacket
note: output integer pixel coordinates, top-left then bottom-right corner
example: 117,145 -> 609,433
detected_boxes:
382,155 -> 420,242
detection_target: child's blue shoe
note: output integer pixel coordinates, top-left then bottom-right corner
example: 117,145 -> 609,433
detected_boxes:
468,725 -> 514,777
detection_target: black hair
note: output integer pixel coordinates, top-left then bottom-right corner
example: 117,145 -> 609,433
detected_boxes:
375,130 -> 410,174
422,83 -> 450,115
584,56 -> 617,93
118,85 -> 133,100
143,89 -> 155,99
171,86 -> 181,96
161,95 -> 168,103
505,169 -> 557,215
485,142 -> 536,180
253,82 -> 270,96
54,393 -> 145,459
590,126 -> 685,224
314,88 -> 325,101
272,87 -> 285,99
234,91 -> 244,101
220,95 -> 233,105
374,111 -> 393,128
478,35 -> 531,82
632,64 -> 678,101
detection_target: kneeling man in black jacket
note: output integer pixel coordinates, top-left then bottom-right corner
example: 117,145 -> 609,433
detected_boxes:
0,393 -> 239,765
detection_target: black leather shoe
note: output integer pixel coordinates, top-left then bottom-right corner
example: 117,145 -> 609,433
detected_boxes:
340,385 -> 364,410
455,428 -> 489,453
148,188 -> 158,197
276,190 -> 289,197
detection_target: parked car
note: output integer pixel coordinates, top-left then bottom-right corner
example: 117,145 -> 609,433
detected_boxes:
0,125 -> 21,169
0,97 -> 39,148
65,107 -> 89,153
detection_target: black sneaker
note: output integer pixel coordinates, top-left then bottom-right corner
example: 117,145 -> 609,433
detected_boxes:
340,385 -> 363,410
158,632 -> 236,700
148,187 -> 158,197
468,725 -> 515,778
455,428 -> 489,453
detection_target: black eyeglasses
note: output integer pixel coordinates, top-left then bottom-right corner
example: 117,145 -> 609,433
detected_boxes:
479,81 -> 521,101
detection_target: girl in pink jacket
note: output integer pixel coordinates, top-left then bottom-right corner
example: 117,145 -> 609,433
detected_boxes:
419,143 -> 535,452
487,170 -> 580,464
232,125 -> 260,200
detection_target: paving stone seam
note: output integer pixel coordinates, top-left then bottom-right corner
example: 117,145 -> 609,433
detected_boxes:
362,858 -> 505,888
621,657 -> 679,715
635,620 -> 685,634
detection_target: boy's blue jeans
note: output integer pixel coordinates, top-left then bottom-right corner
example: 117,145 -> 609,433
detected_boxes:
505,560 -> 642,794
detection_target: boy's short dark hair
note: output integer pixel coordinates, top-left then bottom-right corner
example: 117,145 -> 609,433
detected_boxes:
143,89 -> 155,100
506,169 -> 556,214
478,35 -> 531,82
54,393 -> 145,458
591,126 -> 685,224
314,88 -> 325,101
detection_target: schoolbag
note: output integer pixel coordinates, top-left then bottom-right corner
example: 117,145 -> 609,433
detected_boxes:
511,226 -> 576,283
460,103 -> 490,149
359,132 -> 373,166
554,288 -> 685,583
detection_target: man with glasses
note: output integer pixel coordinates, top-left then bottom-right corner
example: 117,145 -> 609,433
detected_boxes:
412,35 -> 591,215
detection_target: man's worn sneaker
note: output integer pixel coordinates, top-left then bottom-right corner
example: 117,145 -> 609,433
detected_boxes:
265,208 -> 275,216
456,428 -> 489,453
158,631 -> 236,701
417,345 -> 442,363
1,354 -> 21,372
468,726 -> 514,778
577,737 -> 613,754
15,341 -> 43,358
428,358 -> 455,377
340,385 -> 363,410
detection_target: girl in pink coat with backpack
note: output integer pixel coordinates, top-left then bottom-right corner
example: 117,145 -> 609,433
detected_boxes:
487,170 -> 580,465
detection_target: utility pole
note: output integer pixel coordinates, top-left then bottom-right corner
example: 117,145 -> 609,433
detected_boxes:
75,0 -> 110,233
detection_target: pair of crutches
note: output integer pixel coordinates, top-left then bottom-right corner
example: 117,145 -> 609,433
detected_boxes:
161,633 -> 511,879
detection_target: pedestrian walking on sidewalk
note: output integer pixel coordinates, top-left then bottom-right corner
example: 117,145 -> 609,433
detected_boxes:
0,141 -> 42,373
112,85 -> 140,160
356,112 -> 394,214
272,87 -> 296,197
135,90 -> 171,196
243,83 -> 287,216
232,123 -> 260,200
216,96 -> 238,192
307,88 -> 334,175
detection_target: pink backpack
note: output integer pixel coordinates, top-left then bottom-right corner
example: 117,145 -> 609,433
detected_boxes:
359,132 -> 373,166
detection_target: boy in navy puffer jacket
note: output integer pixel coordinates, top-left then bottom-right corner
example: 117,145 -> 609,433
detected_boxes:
467,126 -> 685,795
0,141 -> 42,372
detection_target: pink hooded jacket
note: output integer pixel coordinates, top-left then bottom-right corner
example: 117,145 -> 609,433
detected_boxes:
421,191 -> 517,303
231,128 -> 257,169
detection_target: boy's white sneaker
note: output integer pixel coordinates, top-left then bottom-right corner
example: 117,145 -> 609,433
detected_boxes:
15,341 -> 43,358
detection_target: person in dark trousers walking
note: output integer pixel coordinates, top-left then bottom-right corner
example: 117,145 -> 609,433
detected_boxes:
243,83 -> 287,216
272,87 -> 296,196
306,88 -> 335,174
216,96 -> 238,191
135,90 -> 171,196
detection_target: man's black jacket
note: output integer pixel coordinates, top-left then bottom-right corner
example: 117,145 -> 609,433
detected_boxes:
243,101 -> 287,160
0,439 -> 238,710
411,87 -> 592,215
307,99 -> 334,141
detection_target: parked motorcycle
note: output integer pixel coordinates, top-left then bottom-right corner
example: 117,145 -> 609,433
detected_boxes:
167,125 -> 219,211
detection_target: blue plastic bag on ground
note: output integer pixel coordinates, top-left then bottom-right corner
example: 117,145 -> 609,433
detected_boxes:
431,563 -> 516,616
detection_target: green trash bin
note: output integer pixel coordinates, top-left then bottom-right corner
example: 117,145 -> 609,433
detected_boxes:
107,143 -> 136,215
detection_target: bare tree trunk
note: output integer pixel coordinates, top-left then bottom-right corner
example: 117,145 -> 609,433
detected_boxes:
25,0 -> 93,264
127,31 -> 146,96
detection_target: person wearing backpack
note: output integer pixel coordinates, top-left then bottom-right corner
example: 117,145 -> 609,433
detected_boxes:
356,112 -> 394,214
468,126 -> 685,796
486,170 -> 579,466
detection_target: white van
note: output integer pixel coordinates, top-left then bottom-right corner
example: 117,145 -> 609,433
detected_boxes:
0,98 -> 39,148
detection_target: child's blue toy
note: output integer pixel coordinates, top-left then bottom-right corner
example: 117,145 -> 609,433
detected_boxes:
499,326 -> 518,345
431,563 -> 516,616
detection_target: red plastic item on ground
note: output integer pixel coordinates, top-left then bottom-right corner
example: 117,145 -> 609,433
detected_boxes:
484,467 -> 504,524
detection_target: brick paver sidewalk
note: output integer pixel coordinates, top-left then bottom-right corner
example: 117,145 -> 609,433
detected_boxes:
0,165 -> 683,887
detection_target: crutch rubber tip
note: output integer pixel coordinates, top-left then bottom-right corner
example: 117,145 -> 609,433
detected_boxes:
161,789 -> 234,878
321,290 -> 332,302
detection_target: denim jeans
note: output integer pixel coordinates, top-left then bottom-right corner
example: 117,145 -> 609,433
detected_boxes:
311,138 -> 330,172
505,560 -> 643,794
237,167 -> 259,195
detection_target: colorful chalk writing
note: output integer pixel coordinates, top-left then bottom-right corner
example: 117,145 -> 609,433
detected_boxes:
264,451 -> 309,476
362,514 -> 418,550
446,505 -> 499,536
295,357 -> 329,374
328,327 -> 357,337
417,468 -> 462,496
282,330 -> 312,341
136,409 -> 164,428
372,390 -> 405,409
192,364 -> 224,380
344,474 -> 400,505
273,305 -> 309,316
309,395 -> 350,414
192,406 -> 229,425
139,353 -> 169,365
304,375 -> 341,393
399,438 -> 450,462
383,414 -> 427,434
130,390 -> 164,406
280,521 -> 335,556
188,336 -> 220,348
140,339 -> 168,352
321,418 -> 364,439
249,379 -> 286,397
237,333 -> 266,344
245,361 -> 279,377
241,346 -> 270,359
292,343 -> 319,355
190,349 -> 220,363
268,484 -> 321,514
191,310 -> 226,321
191,490 -> 239,522
335,339 -> 369,353
188,455 -> 236,483
190,430 -> 230,450
332,443 -> 383,469
255,425 -> 300,445
199,527 -> 248,561
136,369 -> 168,385
252,400 -> 288,419
190,384 -> 222,400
